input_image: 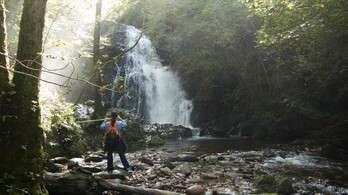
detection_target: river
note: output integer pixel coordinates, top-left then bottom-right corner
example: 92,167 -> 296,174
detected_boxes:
129,136 -> 348,194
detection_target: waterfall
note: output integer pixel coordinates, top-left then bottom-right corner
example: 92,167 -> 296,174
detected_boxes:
111,26 -> 193,128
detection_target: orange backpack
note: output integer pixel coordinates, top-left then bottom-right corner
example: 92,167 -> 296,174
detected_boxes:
105,121 -> 121,146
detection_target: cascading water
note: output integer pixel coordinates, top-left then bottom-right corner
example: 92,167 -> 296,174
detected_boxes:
111,26 -> 193,128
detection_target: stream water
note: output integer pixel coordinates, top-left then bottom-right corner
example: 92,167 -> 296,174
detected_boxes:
155,136 -> 348,194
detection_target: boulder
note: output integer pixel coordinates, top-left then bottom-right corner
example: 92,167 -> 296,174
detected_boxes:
176,154 -> 199,162
144,123 -> 192,140
85,154 -> 104,162
141,156 -> 154,166
254,175 -> 294,194
173,164 -> 192,176
122,121 -> 146,150
186,185 -> 205,195
160,167 -> 173,176
147,135 -> 165,146
200,172 -> 219,180
44,170 -> 101,195
44,123 -> 87,158
44,160 -> 60,173
51,157 -> 70,164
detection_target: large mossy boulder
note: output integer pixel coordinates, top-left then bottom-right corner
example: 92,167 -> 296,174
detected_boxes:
44,169 -> 101,195
253,175 -> 294,195
147,134 -> 165,147
122,121 -> 146,150
44,123 -> 87,158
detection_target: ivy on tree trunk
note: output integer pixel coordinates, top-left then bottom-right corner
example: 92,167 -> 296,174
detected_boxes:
0,0 -> 48,194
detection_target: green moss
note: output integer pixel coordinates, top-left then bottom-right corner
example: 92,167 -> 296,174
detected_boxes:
147,135 -> 165,147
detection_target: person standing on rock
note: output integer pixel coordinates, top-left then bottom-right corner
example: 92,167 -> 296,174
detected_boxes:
100,111 -> 133,173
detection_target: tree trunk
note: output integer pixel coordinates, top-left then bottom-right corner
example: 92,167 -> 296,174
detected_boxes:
0,0 -> 9,91
95,177 -> 183,195
0,0 -> 48,194
93,0 -> 103,116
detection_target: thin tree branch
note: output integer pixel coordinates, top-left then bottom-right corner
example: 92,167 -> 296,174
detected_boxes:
0,65 -> 69,87
0,52 -> 123,93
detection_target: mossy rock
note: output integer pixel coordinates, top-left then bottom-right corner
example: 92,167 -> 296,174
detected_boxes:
254,175 -> 294,195
147,135 -> 165,147
123,121 -> 146,150
44,124 -> 87,158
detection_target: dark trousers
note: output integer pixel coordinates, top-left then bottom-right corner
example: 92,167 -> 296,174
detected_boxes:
107,139 -> 130,172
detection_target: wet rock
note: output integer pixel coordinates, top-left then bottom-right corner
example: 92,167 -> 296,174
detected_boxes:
160,167 -> 173,176
52,157 -> 70,164
213,188 -> 235,195
136,163 -> 151,171
190,145 -> 199,152
161,161 -> 176,169
144,123 -> 192,140
93,170 -> 127,180
217,156 -> 225,161
186,185 -> 205,195
67,161 -> 78,169
263,149 -> 277,158
45,160 -> 60,173
173,164 -> 192,176
244,156 -> 264,162
201,172 -> 219,180
141,156 -> 154,166
123,121 -> 146,149
81,166 -> 103,173
176,154 -> 199,162
45,170 -> 101,195
254,175 -> 294,194
84,154 -> 104,162
186,178 -> 204,184
124,109 -> 148,125
147,135 -> 165,146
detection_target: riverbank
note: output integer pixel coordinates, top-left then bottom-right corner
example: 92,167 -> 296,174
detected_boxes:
45,137 -> 348,194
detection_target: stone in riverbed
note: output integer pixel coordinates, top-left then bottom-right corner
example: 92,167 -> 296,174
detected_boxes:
173,164 -> 192,176
51,157 -> 70,164
84,154 -> 104,162
186,178 -> 204,184
190,145 -> 199,152
160,167 -> 173,176
176,154 -> 199,162
213,188 -> 235,195
93,170 -> 127,180
201,172 -> 219,180
254,175 -> 294,194
186,185 -> 205,195
141,156 -> 154,166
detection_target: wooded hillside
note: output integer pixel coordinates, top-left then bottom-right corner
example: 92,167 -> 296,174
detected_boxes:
119,0 -> 348,144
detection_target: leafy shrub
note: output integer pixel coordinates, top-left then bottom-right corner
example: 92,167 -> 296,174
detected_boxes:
40,89 -> 86,157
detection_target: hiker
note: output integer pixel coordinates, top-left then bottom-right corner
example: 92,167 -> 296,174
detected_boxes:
100,111 -> 132,173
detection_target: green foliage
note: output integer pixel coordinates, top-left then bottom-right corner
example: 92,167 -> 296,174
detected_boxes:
120,0 -> 347,142
40,89 -> 87,157
40,90 -> 76,132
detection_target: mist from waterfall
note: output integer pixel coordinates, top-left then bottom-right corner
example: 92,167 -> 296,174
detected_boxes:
112,26 -> 193,128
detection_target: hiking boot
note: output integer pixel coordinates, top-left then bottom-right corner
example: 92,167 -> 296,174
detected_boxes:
126,168 -> 133,173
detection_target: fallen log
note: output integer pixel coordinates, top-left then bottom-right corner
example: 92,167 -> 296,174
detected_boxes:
95,176 -> 183,195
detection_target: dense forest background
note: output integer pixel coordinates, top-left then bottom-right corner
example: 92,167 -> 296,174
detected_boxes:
119,0 -> 347,144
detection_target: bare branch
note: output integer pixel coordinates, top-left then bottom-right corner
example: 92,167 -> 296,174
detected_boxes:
0,65 -> 69,88
0,52 -> 123,94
